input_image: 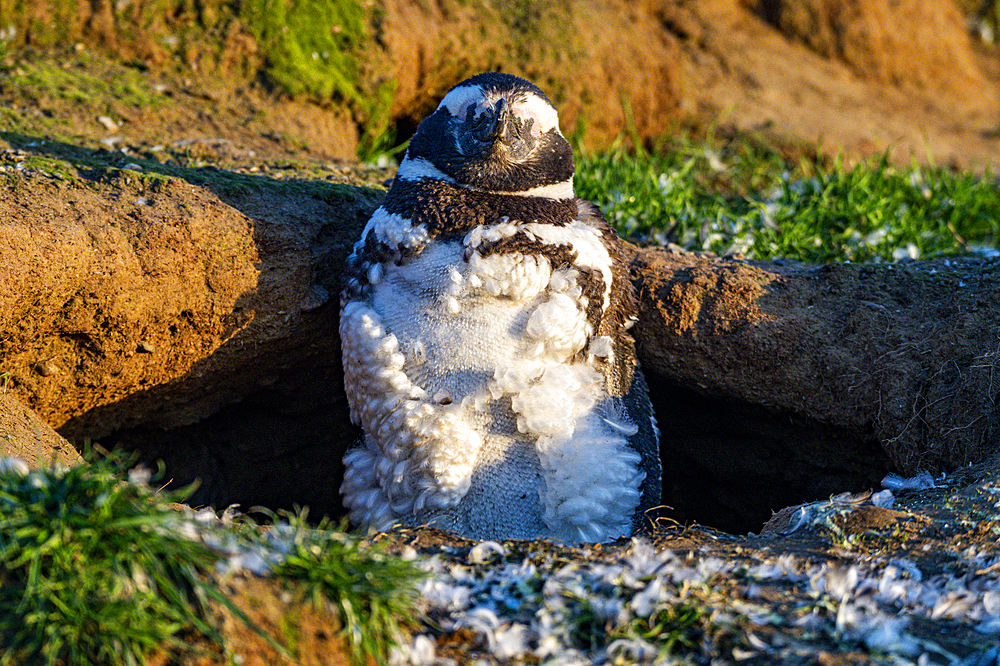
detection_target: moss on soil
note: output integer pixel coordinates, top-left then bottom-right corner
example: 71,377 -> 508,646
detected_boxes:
0,129 -> 377,202
0,0 -> 395,158
4,54 -> 164,109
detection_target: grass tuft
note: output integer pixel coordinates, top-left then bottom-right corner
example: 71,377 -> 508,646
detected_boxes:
3,55 -> 164,111
0,455 -> 220,666
243,0 -> 396,161
257,509 -> 423,666
0,456 -> 427,666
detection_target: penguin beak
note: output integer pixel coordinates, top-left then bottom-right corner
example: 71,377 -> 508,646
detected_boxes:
457,96 -> 536,161
475,99 -> 514,145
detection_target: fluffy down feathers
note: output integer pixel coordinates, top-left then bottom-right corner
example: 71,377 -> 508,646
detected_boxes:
340,72 -> 661,543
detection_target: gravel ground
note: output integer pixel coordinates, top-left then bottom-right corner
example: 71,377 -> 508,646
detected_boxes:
9,453 -> 996,665
174,461 -> 1000,664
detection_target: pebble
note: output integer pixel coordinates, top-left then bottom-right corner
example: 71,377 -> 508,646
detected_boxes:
34,360 -> 60,377
97,115 -> 118,132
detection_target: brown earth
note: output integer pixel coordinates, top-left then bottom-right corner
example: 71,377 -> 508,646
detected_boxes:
0,391 -> 82,468
0,152 -> 384,513
145,575 -> 364,666
1,0 -> 999,662
0,0 -> 998,531
632,249 -> 1000,531
2,0 -> 999,169
3,148 -> 997,534
664,0 -> 1000,170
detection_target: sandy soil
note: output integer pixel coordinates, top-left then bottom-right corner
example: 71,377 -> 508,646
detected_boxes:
1,0 -> 999,662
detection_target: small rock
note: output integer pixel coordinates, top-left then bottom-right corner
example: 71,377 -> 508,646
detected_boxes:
124,163 -> 143,172
300,285 -> 330,312
34,360 -> 59,377
137,341 -> 155,354
97,115 -> 118,132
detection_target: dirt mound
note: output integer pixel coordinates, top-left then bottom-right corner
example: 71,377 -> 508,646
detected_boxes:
0,146 -> 397,513
660,0 -> 1000,168
759,0 -> 986,99
0,167 -> 259,432
0,392 -> 82,468
630,248 -> 1000,530
2,1 -> 997,168
381,0 -> 684,149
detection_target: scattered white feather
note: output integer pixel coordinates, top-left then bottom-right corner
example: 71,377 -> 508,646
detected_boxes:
976,617 -> 1000,634
870,489 -> 895,508
882,471 -> 940,491
0,457 -> 30,477
394,533 -> 1000,664
390,634 -> 437,666
468,541 -> 506,564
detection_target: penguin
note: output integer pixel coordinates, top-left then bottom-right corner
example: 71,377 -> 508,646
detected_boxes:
339,72 -> 660,544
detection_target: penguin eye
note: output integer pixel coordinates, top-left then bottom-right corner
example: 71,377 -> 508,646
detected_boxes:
457,101 -> 477,122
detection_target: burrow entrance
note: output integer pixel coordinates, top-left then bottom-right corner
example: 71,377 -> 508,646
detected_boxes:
81,374 -> 895,537
647,377 -> 893,534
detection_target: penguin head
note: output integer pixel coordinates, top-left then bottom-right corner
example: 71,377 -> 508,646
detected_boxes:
400,73 -> 575,197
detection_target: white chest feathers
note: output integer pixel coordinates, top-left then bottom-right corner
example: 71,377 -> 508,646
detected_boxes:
339,211 -> 646,544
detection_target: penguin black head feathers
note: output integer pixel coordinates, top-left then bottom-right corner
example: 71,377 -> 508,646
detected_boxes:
401,72 -> 576,196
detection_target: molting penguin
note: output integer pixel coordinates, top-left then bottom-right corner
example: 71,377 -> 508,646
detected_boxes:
339,72 -> 661,543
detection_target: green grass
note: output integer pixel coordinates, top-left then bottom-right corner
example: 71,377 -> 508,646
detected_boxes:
0,456 -> 221,665
256,510 -> 422,666
534,561 -> 732,662
0,130 -> 379,201
0,1 -> 398,161
564,594 -> 709,655
0,456 -> 423,666
241,0 -> 396,162
576,140 -> 1000,263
